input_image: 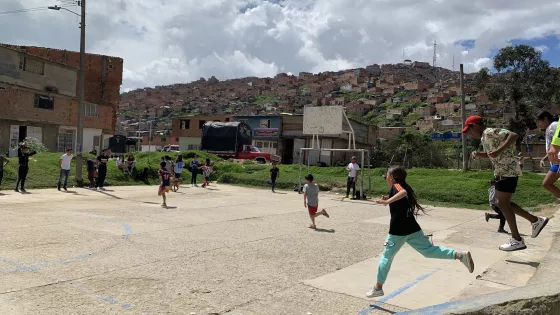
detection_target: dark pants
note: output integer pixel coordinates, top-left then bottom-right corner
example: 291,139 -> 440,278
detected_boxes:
58,169 -> 70,188
489,206 -> 507,230
191,169 -> 197,185
15,165 -> 29,190
87,171 -> 95,188
346,177 -> 356,197
0,170 -> 3,188
96,168 -> 107,188
271,177 -> 277,191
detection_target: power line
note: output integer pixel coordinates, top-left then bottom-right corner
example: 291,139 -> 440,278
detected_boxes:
0,5 -> 73,15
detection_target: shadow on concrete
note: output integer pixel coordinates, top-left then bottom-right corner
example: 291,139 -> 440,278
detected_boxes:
314,228 -> 335,233
143,201 -> 161,205
63,191 -> 79,194
163,206 -> 178,209
94,190 -> 123,200
505,259 -> 540,268
274,192 -> 288,195
367,305 -> 397,314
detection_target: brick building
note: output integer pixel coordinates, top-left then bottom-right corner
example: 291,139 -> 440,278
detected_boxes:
0,44 -> 123,155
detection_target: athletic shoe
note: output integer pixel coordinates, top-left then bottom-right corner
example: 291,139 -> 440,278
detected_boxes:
14,189 -> 19,192
498,229 -> 508,234
322,209 -> 330,218
459,251 -> 474,273
485,213 -> 490,222
63,187 -> 67,191
344,195 -> 349,199
308,225 -> 316,229
366,287 -> 384,298
57,185 -> 61,191
162,203 -> 167,207
499,238 -> 527,251
21,189 -> 26,193
531,216 -> 549,238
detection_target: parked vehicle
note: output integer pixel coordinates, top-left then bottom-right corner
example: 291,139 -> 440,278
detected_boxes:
161,145 -> 180,152
201,121 -> 280,163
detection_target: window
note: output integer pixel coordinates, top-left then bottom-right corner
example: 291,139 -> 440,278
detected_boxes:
199,120 -> 206,129
225,118 -> 230,122
260,119 -> 271,128
239,119 -> 248,124
256,141 -> 263,149
84,103 -> 99,118
19,56 -> 45,75
34,95 -> 54,110
180,120 -> 190,130
272,142 -> 277,149
264,142 -> 269,148
93,135 -> 100,147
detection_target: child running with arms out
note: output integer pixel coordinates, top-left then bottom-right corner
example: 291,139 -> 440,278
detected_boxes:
158,161 -> 171,207
303,174 -> 329,229
367,166 -> 474,298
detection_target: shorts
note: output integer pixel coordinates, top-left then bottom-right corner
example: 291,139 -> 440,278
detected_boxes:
550,164 -> 560,173
159,185 -> 170,193
494,177 -> 518,194
308,206 -> 318,216
204,176 -> 210,181
175,173 -> 181,179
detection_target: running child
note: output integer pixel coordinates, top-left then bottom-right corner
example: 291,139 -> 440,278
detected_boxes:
174,154 -> 185,179
464,115 -> 549,251
158,161 -> 171,207
303,174 -> 329,229
201,158 -> 213,188
537,111 -> 560,200
366,166 -> 474,298
485,179 -> 507,233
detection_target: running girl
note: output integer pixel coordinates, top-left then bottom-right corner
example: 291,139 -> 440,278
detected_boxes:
175,154 -> 185,179
158,161 -> 171,207
366,166 -> 474,298
201,158 -> 213,188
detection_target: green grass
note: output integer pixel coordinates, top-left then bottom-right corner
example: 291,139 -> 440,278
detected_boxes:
0,153 -> 554,210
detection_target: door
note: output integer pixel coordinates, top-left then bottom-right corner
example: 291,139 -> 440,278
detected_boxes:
18,126 -> 27,142
282,139 -> 294,164
57,129 -> 76,153
27,126 -> 42,143
8,125 -> 19,157
293,139 -> 305,164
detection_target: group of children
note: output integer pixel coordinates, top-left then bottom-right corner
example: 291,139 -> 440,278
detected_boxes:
157,154 -> 214,207
301,112 -> 556,299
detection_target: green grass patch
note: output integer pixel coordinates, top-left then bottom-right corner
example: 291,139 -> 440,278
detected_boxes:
0,154 -> 553,210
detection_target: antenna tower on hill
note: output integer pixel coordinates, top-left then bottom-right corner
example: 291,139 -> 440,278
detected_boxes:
432,40 -> 437,68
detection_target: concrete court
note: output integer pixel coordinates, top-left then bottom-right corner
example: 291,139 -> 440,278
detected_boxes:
0,184 -> 557,315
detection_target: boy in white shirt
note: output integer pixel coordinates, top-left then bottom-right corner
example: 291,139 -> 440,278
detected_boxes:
346,156 -> 360,199
58,148 -> 73,191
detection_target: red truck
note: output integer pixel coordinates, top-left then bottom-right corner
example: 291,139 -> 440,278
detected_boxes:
201,121 -> 281,163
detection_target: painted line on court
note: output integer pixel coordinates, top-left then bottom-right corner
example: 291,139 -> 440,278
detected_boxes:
0,216 -> 132,273
70,284 -> 134,310
357,268 -> 441,315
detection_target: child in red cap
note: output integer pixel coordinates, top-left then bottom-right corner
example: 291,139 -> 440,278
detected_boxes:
463,115 -> 549,251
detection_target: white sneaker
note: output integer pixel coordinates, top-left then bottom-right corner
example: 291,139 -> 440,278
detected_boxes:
366,286 -> 384,298
499,238 -> 527,251
531,216 -> 549,238
459,251 -> 474,273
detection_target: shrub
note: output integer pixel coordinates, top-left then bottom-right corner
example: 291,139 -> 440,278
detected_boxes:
23,137 -> 49,153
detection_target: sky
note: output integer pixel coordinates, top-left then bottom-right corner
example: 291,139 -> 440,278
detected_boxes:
1,0 -> 559,92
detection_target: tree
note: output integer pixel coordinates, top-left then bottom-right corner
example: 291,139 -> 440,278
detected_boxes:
493,45 -> 557,149
474,67 -> 490,91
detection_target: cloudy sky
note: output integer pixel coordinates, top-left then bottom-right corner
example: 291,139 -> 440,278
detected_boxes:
1,0 -> 559,92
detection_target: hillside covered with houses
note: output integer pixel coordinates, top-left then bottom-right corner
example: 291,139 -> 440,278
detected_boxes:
117,60 -> 500,140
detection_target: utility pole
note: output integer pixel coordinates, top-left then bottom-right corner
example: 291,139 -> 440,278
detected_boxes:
460,64 -> 468,171
75,0 -> 86,182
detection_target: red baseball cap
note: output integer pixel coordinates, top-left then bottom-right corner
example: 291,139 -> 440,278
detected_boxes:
462,115 -> 482,133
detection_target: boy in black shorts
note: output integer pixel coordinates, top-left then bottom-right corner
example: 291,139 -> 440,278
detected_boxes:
464,115 -> 549,251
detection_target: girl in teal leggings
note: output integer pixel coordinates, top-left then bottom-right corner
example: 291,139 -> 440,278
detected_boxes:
366,166 -> 475,298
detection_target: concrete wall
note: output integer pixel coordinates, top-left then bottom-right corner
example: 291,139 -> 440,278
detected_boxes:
0,119 -> 60,154
179,137 -> 201,151
83,128 -> 102,153
0,86 -> 73,125
172,115 -> 231,138
0,46 -> 77,97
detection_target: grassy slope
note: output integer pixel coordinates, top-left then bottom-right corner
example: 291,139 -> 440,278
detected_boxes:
0,153 -> 553,210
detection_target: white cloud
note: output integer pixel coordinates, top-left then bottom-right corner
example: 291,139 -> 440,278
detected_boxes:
534,45 -> 549,53
1,0 -> 559,91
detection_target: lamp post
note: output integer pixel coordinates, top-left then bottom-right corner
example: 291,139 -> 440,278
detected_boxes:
49,1 -> 86,182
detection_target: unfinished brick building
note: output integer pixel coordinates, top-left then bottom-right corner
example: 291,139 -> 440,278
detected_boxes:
0,44 -> 123,155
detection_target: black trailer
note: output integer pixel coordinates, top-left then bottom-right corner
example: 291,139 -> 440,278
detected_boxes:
201,121 -> 252,155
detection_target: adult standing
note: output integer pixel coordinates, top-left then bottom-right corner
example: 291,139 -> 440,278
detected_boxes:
190,155 -> 200,187
14,142 -> 37,193
345,156 -> 360,199
96,149 -> 111,190
57,148 -> 73,191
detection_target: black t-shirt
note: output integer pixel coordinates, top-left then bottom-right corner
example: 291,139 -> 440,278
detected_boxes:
388,184 -> 421,236
97,155 -> 110,170
270,167 -> 279,179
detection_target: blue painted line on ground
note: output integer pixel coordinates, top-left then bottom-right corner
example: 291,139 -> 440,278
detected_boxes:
395,298 -> 482,315
0,216 -> 132,273
357,268 -> 441,315
70,284 -> 134,310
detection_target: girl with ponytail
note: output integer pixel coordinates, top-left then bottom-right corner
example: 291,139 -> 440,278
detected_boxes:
366,166 -> 475,298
